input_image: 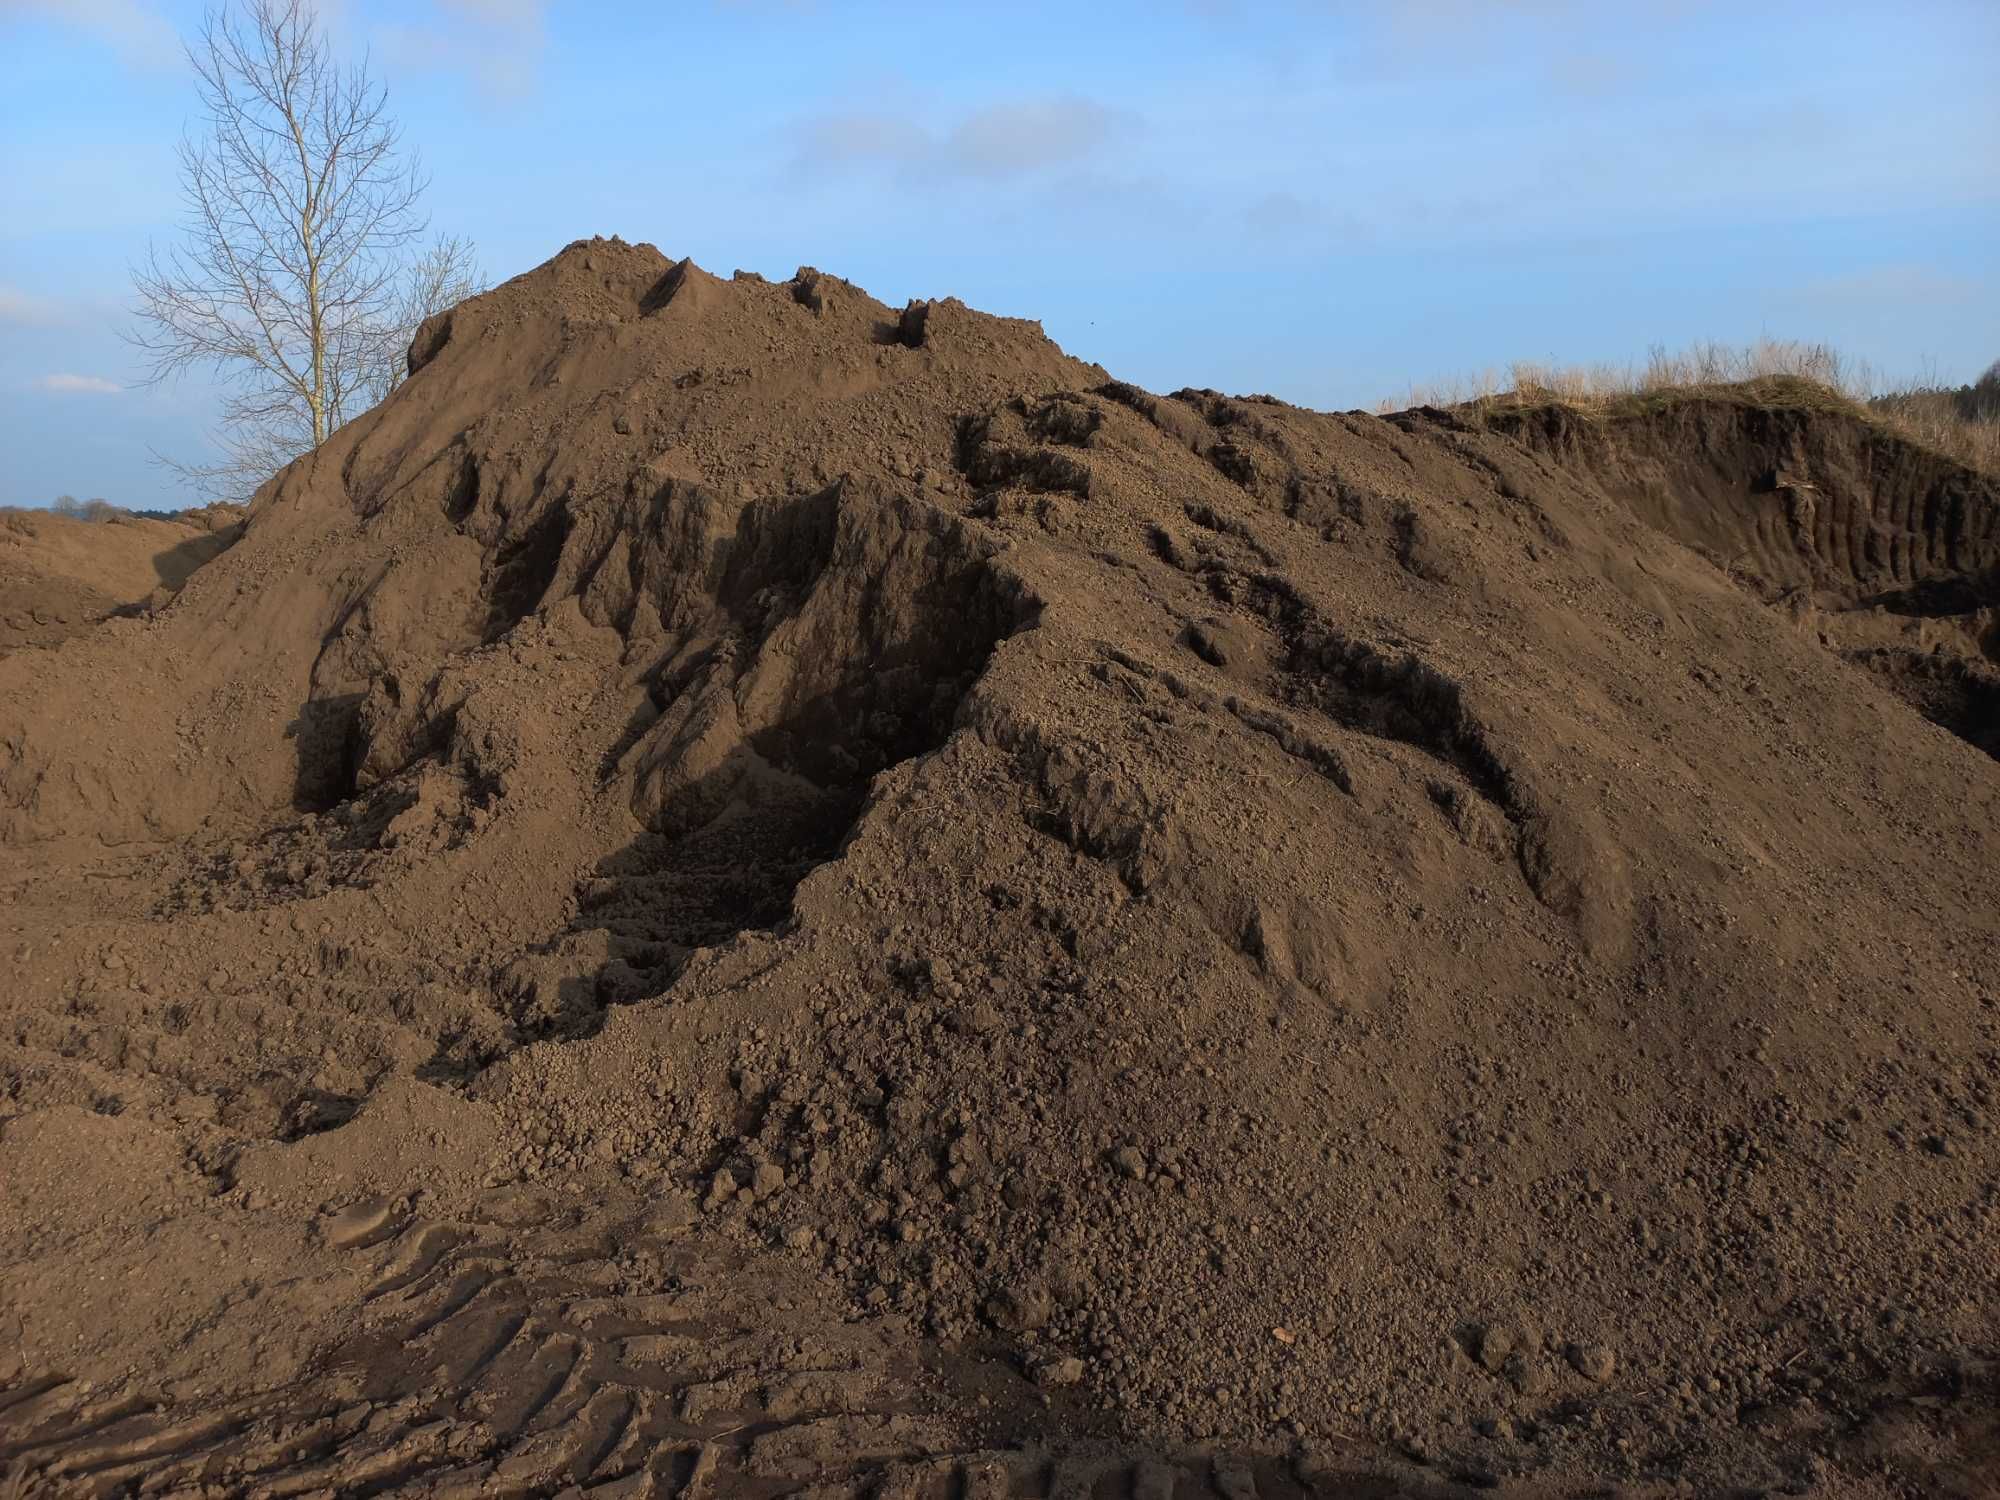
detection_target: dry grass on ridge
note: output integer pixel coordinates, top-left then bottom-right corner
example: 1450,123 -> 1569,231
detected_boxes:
1379,338 -> 2000,474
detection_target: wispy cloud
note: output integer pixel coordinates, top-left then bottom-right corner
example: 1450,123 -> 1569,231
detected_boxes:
36,373 -> 123,395
0,285 -> 65,326
945,98 -> 1120,179
1241,190 -> 1373,246
0,0 -> 179,69
793,94 -> 1124,183
806,110 -> 933,171
376,0 -> 548,98
1801,264 -> 1979,306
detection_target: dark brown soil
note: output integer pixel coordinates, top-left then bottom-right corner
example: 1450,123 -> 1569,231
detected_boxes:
2,239 -> 1997,1498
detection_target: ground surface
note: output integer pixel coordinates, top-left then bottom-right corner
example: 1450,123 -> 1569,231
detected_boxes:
2,240 -> 1997,1498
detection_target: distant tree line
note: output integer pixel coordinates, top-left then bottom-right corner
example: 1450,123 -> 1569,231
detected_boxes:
49,496 -> 126,523
1869,359 -> 2000,421
1866,359 -> 2000,471
34,495 -> 249,526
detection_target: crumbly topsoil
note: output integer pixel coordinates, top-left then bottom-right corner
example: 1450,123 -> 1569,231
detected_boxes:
1,239 -> 1996,1498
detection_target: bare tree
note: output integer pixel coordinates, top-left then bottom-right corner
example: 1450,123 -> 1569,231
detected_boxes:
47,495 -> 123,522
129,0 -> 482,501
362,233 -> 484,409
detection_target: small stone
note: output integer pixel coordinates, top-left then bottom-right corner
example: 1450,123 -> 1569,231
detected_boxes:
752,1161 -> 786,1197
1112,1145 -> 1147,1179
1567,1343 -> 1617,1383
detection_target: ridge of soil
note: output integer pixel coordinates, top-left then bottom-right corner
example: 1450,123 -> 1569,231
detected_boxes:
2,238 -> 1997,1497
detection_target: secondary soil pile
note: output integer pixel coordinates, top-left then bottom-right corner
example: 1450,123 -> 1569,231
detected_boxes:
0,505 -> 240,656
2,239 -> 1996,1498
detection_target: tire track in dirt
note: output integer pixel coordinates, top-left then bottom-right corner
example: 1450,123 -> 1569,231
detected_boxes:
0,1191 -> 1470,1498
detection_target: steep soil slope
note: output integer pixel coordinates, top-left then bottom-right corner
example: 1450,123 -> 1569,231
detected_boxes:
2,240 -> 1996,1498
1488,386 -> 2000,757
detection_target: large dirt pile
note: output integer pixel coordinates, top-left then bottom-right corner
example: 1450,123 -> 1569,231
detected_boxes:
2,239 -> 1996,1498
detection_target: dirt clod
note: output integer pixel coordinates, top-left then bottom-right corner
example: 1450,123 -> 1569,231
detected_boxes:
1568,1342 -> 1618,1383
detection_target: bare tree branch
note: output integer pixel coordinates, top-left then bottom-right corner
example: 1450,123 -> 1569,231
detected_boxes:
127,0 -> 482,504
359,234 -> 485,409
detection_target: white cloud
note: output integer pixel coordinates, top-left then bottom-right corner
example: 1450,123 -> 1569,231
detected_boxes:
13,0 -> 555,96
945,97 -> 1119,178
0,0 -> 180,68
793,95 -> 1124,182
0,285 -> 64,326
376,0 -> 547,97
36,373 -> 123,394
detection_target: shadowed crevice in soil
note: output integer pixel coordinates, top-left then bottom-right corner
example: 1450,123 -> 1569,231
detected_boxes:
541,783 -> 864,1035
484,496 -> 574,639
495,485 -> 1036,1048
1846,647 -> 2000,760
288,692 -> 366,811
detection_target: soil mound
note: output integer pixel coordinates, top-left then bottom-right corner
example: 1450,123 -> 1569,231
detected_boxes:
0,506 -> 240,655
2,239 -> 1996,1498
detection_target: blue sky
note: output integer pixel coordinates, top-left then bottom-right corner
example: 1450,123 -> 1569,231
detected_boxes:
2,0 -> 1996,506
